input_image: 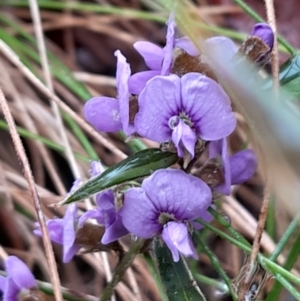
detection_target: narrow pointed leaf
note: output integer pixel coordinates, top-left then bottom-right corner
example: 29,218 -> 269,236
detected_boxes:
59,149 -> 178,205
153,238 -> 206,301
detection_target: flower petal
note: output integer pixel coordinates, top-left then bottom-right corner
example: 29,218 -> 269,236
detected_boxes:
230,149 -> 257,184
63,204 -> 79,263
161,14 -> 175,75
133,41 -> 163,70
121,188 -> 162,238
128,70 -> 160,95
78,210 -> 104,228
33,219 -> 64,244
180,73 -> 236,141
96,190 -> 116,226
172,119 -> 197,158
101,214 -> 129,244
162,222 -> 198,262
0,276 -> 6,291
142,169 -> 212,220
84,96 -> 122,132
3,276 -> 19,301
115,50 -> 133,136
175,36 -> 199,56
251,23 -> 274,49
90,161 -> 105,177
203,36 -> 237,64
192,209 -> 214,230
5,256 -> 36,289
135,75 -> 181,142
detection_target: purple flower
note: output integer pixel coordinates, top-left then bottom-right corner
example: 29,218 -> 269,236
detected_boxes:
121,169 -> 212,261
134,73 -> 236,158
79,161 -> 128,244
251,23 -> 274,50
209,138 -> 258,195
34,203 -> 80,263
78,190 -> 128,244
0,256 -> 36,301
128,14 -> 175,94
84,50 -> 134,136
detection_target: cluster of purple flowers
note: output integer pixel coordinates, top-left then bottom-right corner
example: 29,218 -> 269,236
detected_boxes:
34,16 -> 274,262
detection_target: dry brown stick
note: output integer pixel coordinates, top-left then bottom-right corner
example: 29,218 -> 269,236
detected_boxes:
0,39 -> 127,162
28,0 -> 82,179
264,0 -> 279,89
0,87 -> 63,301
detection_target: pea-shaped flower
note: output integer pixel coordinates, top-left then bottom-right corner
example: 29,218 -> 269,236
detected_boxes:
134,73 -> 236,158
121,169 -> 212,262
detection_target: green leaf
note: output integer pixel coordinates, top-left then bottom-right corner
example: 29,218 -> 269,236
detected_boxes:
60,148 -> 178,205
153,238 -> 206,301
263,55 -> 300,99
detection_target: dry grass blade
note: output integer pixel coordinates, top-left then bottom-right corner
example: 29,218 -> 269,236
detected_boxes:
0,87 -> 63,301
0,39 -> 127,162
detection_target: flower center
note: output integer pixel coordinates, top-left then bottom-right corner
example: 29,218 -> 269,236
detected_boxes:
168,112 -> 193,130
158,212 -> 175,225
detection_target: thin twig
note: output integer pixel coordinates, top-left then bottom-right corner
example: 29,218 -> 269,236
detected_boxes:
264,0 -> 279,89
0,88 -> 63,301
29,0 -> 81,179
0,39 -> 127,162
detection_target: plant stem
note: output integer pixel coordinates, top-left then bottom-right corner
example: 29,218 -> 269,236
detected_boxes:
100,239 -> 145,301
195,218 -> 300,286
269,213 -> 300,262
194,232 -> 237,300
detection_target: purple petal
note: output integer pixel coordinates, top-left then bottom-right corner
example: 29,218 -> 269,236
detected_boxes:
171,118 -> 197,158
3,277 -> 19,301
84,96 -> 122,132
133,41 -> 163,70
230,149 -> 257,184
203,36 -> 238,64
78,209 -> 104,228
96,190 -> 116,226
115,50 -> 133,136
162,222 -> 198,262
192,209 -> 214,230
0,276 -> 6,291
101,214 -> 129,244
33,219 -> 64,245
5,256 -> 36,289
251,23 -> 274,49
91,161 -> 105,177
180,73 -> 236,141
210,138 -> 231,195
175,36 -> 199,56
121,187 -> 162,238
161,14 -> 175,76
128,70 -> 160,95
142,169 -> 212,220
135,75 -> 181,142
63,204 -> 79,263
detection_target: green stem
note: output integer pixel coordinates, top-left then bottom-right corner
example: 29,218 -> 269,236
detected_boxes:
266,196 -> 276,241
273,273 -> 300,301
193,274 -> 228,294
266,233 -> 300,301
269,213 -> 300,262
194,232 -> 236,300
208,207 -> 251,247
232,0 -> 297,55
195,218 -> 300,286
100,239 -> 145,301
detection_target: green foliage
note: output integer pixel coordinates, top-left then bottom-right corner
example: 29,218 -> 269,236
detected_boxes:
60,148 -> 178,205
153,238 -> 206,301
